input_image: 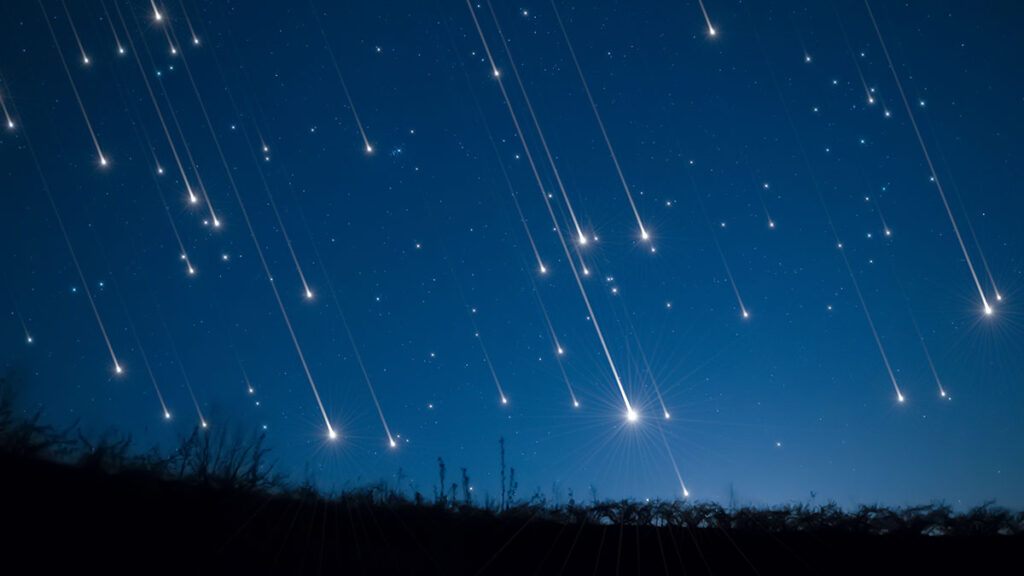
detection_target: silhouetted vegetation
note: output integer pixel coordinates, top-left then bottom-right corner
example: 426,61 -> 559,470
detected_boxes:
1,376 -> 1021,574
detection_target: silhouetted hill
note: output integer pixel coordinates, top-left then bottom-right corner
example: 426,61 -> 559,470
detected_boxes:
3,449 -> 1022,575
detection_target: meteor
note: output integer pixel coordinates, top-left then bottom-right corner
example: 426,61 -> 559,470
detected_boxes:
865,0 -> 992,315
41,1 -> 107,167
697,0 -> 716,36
178,0 -> 201,46
59,1 -> 90,66
0,85 -> 13,129
312,4 -> 373,153
657,421 -> 690,498
466,0 -> 635,415
551,0 -> 651,241
151,0 -> 163,21
99,0 -> 126,55
488,1 -> 588,247
691,170 -> 750,319
22,127 -> 122,376
115,1 -> 200,205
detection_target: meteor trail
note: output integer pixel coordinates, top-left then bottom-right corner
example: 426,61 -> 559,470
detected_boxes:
551,0 -> 651,242
115,0 -> 200,205
466,0 -> 634,416
657,421 -> 690,497
41,0 -> 107,166
21,125 -> 121,375
99,0 -> 126,55
59,1 -> 90,65
696,0 -> 717,36
178,0 -> 201,45
487,1 -> 588,247
0,81 -> 13,129
865,0 -> 992,316
690,171 -> 750,319
160,319 -> 207,427
311,2 -> 373,153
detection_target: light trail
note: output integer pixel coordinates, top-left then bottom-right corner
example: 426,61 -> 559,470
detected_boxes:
311,2 -> 373,153
99,0 -> 126,55
113,282 -> 172,419
758,182 -> 775,229
550,0 -> 651,242
237,122 -> 315,299
466,0 -> 634,416
657,421 -> 690,497
161,319 -> 207,427
487,1 -> 588,247
114,1 -> 200,205
867,194 -> 892,237
322,268 -> 397,446
59,0 -> 90,65
40,0 -> 107,166
178,0 -> 201,45
865,0 -> 992,316
696,0 -> 717,36
150,0 -> 163,22
21,124 -> 121,375
0,81 -> 13,129
4,278 -> 33,344
834,6 -> 875,106
532,281 -> 579,406
130,6 -> 219,223
690,171 -> 750,319
161,30 -> 336,437
749,12 -> 906,402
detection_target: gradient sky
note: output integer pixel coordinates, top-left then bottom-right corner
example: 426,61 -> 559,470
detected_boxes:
1,0 -> 1022,509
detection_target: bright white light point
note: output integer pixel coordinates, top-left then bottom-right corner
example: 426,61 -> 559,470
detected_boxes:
188,195 -> 198,204
769,221 -> 776,228
99,156 -> 108,167
641,230 -> 650,241
154,10 -> 162,21
884,229 -> 892,237
805,55 -> 811,63
193,37 -> 200,45
26,336 -> 33,344
114,364 -> 123,374
328,429 -> 338,441
557,347 -> 564,355
157,167 -> 164,174
389,439 -> 397,448
708,26 -> 717,36
940,390 -> 947,398
897,394 -> 905,403
164,412 -> 171,420
501,396 -> 508,405
492,69 -> 500,77
984,305 -> 993,316
118,47 -> 125,55
305,289 -> 313,299
365,145 -> 373,153
248,387 -> 254,394
578,235 -> 588,245
683,489 -> 690,497
996,293 -> 1003,302
742,310 -> 750,319
539,265 -> 547,275
213,218 -> 222,228
573,401 -> 580,408
868,97 -> 875,104
664,412 -> 671,420
201,421 -> 209,428
187,266 -> 195,276
83,56 -> 90,64
583,268 -> 591,276
262,145 -> 269,153
626,409 -> 639,422
6,121 -> 12,129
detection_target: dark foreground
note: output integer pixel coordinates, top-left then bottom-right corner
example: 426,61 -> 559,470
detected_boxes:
3,453 -> 1021,575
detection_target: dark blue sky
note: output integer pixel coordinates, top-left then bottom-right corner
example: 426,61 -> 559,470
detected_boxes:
1,0 -> 1021,508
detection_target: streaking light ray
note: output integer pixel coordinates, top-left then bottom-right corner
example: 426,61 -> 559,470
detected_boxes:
115,1 -> 199,205
696,0 -> 717,36
59,0 -> 90,65
865,0 -> 991,316
550,0 -> 650,242
21,126 -> 121,375
465,0 -> 633,415
488,1 -> 588,247
99,0 -> 126,55
40,0 -> 107,165
311,2 -> 373,153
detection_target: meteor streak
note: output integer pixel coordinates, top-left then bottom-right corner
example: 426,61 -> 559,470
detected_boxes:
865,0 -> 992,316
41,1 -> 107,166
551,0 -> 650,242
0,83 -> 13,129
466,0 -> 634,414
59,1 -> 90,65
488,1 -> 588,247
99,0 -> 126,55
312,3 -> 373,153
178,0 -> 201,45
22,127 -> 121,375
696,0 -> 717,36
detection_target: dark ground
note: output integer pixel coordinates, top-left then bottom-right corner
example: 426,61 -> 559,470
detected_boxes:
2,452 -> 1021,575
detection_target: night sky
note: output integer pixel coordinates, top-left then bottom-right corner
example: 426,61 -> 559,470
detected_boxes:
2,0 -> 1022,509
